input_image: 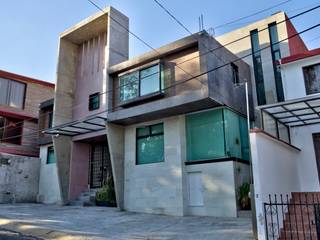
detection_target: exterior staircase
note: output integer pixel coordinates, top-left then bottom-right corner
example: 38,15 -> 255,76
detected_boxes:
69,189 -> 99,206
277,192 -> 320,240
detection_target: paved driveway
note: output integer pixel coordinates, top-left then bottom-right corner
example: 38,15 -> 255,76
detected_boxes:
0,204 -> 253,240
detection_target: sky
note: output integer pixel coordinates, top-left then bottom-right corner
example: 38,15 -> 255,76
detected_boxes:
0,0 -> 319,83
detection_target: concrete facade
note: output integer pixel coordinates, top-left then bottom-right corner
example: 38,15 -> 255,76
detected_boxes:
38,144 -> 61,204
216,12 -> 307,110
0,153 -> 40,203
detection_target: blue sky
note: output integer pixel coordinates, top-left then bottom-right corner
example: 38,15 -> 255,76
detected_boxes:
0,0 -> 319,83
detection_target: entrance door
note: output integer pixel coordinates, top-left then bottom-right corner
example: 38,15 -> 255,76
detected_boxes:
313,133 -> 320,184
89,143 -> 110,188
187,172 -> 204,206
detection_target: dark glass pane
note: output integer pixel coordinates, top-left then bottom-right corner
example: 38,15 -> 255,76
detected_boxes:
0,117 -> 5,139
48,112 -> 53,128
89,93 -> 100,111
47,146 -> 56,164
137,126 -> 150,137
304,64 -> 320,95
2,118 -> 22,145
119,71 -> 139,101
151,123 -> 163,135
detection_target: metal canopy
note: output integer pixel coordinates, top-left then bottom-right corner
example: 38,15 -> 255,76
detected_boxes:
259,94 -> 320,127
43,112 -> 107,136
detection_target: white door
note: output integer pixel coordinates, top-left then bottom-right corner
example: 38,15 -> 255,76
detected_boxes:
188,172 -> 204,206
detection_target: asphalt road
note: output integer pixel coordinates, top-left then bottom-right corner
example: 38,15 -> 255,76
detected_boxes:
0,228 -> 41,240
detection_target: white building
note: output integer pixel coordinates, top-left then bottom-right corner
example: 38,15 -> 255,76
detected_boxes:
251,48 -> 320,239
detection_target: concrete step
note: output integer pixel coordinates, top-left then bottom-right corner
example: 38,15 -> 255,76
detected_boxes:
238,210 -> 252,218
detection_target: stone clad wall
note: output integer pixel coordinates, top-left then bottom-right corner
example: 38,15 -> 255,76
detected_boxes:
0,153 -> 40,203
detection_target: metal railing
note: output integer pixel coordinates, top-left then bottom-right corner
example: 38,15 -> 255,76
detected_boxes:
264,194 -> 320,240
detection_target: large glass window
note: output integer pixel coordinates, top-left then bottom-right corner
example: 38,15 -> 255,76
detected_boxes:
250,30 -> 266,106
0,116 -> 23,145
269,23 -> 284,102
0,78 -> 26,109
47,146 -> 56,164
136,123 -> 164,164
186,109 -> 225,161
303,63 -> 320,95
186,108 -> 249,162
119,64 -> 161,102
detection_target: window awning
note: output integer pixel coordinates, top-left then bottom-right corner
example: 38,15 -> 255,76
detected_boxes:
259,94 -> 320,127
43,112 -> 107,136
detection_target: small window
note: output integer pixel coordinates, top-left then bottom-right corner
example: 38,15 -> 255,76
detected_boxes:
303,63 -> 320,95
231,63 -> 239,84
136,123 -> 164,165
0,117 -> 23,145
47,146 -> 56,164
89,93 -> 100,111
48,112 -> 53,128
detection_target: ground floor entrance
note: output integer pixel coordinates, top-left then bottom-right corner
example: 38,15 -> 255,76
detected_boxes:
89,143 -> 111,189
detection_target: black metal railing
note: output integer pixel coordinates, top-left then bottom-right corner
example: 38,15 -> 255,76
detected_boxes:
264,194 -> 320,240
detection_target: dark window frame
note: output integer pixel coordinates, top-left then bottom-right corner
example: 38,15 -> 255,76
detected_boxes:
119,64 -> 162,103
231,63 -> 239,84
136,123 -> 164,165
250,29 -> 266,106
46,146 -> 56,164
268,22 -> 284,102
48,111 -> 53,128
303,63 -> 320,95
0,116 -> 23,145
88,92 -> 100,111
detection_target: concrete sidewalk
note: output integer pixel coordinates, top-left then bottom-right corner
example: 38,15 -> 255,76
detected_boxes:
0,204 -> 253,240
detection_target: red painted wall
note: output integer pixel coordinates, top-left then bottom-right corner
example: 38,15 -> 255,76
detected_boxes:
286,16 -> 308,55
68,142 -> 90,201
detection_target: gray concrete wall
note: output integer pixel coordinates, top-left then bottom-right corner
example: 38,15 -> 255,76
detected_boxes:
38,144 -> 61,204
123,116 -> 186,216
185,161 -> 238,217
0,153 -> 40,203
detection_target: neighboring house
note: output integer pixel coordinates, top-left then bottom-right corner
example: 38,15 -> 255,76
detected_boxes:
38,99 -> 61,204
44,7 -> 253,218
216,11 -> 308,109
250,49 -> 320,239
0,70 -> 54,203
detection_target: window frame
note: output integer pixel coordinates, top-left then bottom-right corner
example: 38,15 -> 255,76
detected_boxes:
231,63 -> 239,85
46,146 -> 56,164
88,92 -> 100,111
136,123 -> 164,165
0,78 -> 26,109
303,63 -> 320,95
119,64 -> 162,103
0,117 -> 23,145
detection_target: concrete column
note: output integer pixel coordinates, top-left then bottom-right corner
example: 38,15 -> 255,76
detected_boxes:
106,123 -> 125,210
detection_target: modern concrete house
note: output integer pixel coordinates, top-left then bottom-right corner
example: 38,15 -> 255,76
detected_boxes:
44,7 -> 254,217
0,69 -> 54,203
250,48 -> 320,239
216,12 -> 308,109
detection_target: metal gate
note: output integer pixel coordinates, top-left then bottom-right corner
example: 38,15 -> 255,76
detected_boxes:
89,143 -> 110,188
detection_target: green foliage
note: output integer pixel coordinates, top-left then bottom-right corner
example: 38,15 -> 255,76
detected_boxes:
96,176 -> 116,206
238,182 -> 251,210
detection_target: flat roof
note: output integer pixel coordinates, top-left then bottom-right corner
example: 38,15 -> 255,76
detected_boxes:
259,94 -> 320,127
0,69 -> 54,88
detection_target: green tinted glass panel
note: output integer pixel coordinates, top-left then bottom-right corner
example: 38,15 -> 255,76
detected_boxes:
224,109 -> 241,159
47,146 -> 56,164
140,65 -> 160,96
151,123 -> 163,135
137,127 -> 150,137
119,71 -> 139,101
239,117 -> 250,161
186,109 -> 225,161
137,135 -> 164,164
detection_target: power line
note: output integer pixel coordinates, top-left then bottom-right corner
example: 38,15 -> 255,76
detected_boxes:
213,0 -> 293,29
1,4 -> 319,134
2,21 -> 319,142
